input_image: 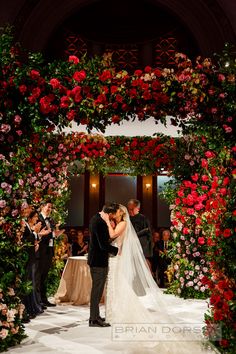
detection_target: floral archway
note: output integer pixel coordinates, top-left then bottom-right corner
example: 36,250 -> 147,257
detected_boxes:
0,27 -> 235,353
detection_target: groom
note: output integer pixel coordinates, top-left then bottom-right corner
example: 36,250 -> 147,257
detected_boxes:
88,202 -> 119,327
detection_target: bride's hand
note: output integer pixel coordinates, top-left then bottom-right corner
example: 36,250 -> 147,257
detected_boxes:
100,211 -> 110,223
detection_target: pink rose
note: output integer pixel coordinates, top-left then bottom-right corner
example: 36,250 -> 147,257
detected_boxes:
1,124 -> 11,133
0,200 -> 6,208
14,115 -> 22,124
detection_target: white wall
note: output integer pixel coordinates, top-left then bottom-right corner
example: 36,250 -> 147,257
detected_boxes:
61,116 -> 182,137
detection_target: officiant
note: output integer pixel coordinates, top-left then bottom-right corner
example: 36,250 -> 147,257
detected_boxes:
127,199 -> 153,268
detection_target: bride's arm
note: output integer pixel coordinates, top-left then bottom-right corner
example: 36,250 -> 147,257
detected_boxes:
107,220 -> 126,239
100,212 -> 126,239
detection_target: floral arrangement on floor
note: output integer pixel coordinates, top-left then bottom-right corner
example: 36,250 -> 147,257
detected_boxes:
0,27 -> 235,352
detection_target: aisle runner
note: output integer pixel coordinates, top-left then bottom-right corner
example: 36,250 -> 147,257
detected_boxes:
8,297 -> 217,354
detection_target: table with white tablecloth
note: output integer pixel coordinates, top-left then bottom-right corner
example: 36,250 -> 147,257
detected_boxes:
55,256 -> 92,305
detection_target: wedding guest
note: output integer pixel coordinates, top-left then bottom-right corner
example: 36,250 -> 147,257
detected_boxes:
22,210 -> 43,319
59,234 -> 72,265
68,228 -> 77,244
151,229 -> 161,281
83,227 -> 90,243
127,199 -> 153,268
38,200 -> 64,307
72,230 -> 88,256
156,228 -> 171,288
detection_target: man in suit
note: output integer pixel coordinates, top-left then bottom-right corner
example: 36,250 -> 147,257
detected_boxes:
156,229 -> 171,288
127,199 -> 153,268
88,202 -> 119,327
38,200 -> 64,307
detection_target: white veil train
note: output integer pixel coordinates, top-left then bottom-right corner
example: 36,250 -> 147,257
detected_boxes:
109,205 -> 211,353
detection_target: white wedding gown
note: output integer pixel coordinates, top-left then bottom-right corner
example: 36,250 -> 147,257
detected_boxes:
104,206 -> 214,353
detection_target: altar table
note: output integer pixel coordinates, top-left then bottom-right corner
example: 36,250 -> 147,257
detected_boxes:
55,256 -> 92,305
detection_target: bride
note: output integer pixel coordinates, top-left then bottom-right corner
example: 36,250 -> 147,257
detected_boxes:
100,204 -> 164,324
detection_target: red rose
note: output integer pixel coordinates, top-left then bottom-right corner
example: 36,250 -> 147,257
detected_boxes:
191,173 -> 199,182
220,188 -> 227,196
218,280 -> 227,290
154,68 -> 161,77
151,80 -> 161,91
201,175 -> 209,182
144,66 -> 152,73
129,88 -> 137,98
134,69 -> 142,76
50,78 -> 61,89
183,227 -> 190,235
143,90 -> 152,100
73,70 -> 86,82
175,198 -> 181,205
205,151 -> 215,158
198,237 -> 205,245
95,94 -> 106,104
213,311 -> 224,321
111,85 -> 118,94
219,339 -> 229,348
201,159 -> 208,168
32,87 -> 41,98
28,95 -> 37,104
195,217 -> 201,225
69,55 -> 79,64
223,229 -> 231,238
224,290 -> 234,301
112,115 -> 120,123
30,69 -> 40,80
71,86 -> 82,103
223,177 -> 230,186
99,69 -> 112,82
60,96 -> 71,108
194,203 -> 204,211
19,85 -> 27,94
67,110 -> 76,121
186,208 -> 195,215
115,94 -> 123,103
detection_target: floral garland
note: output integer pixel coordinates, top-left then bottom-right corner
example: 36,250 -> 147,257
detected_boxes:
0,27 -> 235,352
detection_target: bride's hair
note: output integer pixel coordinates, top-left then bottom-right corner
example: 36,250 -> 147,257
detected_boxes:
119,204 -> 128,221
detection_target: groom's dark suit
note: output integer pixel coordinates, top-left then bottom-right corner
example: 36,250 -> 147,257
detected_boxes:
88,213 -> 118,321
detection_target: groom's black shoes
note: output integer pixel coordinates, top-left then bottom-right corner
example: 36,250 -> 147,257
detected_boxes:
89,318 -> 110,327
98,316 -> 105,322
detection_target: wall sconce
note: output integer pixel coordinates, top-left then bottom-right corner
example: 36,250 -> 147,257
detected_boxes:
91,183 -> 97,189
145,183 -> 151,191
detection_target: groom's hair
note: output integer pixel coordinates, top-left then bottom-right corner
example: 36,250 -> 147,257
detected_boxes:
102,202 -> 120,214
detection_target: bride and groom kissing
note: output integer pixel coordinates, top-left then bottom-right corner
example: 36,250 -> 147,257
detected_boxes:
87,202 -> 158,328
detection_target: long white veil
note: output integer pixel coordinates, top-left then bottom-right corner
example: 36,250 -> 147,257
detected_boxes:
118,205 -> 169,312
112,206 -> 210,352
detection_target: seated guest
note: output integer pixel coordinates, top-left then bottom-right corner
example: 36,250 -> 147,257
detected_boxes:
156,229 -> 171,288
68,228 -> 77,244
83,227 -> 90,243
72,230 -> 88,256
59,234 -> 72,265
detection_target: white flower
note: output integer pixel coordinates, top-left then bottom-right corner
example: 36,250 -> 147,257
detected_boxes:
200,286 -> 206,292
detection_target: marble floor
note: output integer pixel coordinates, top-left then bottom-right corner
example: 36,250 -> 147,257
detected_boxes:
7,294 -> 218,354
